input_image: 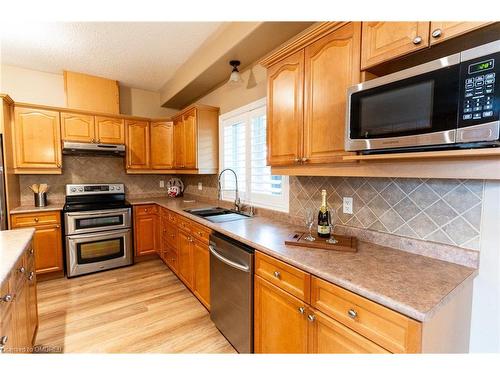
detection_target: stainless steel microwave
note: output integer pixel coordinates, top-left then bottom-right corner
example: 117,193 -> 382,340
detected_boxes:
346,40 -> 500,153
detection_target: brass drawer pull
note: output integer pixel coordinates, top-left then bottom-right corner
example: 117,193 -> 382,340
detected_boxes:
348,309 -> 358,319
307,314 -> 316,322
1,294 -> 13,303
298,307 -> 305,315
34,217 -> 39,222
273,271 -> 281,279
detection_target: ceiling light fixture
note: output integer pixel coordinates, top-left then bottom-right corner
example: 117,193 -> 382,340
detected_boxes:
228,60 -> 243,85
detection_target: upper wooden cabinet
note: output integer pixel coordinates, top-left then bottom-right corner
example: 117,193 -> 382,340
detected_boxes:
95,116 -> 125,144
13,106 -> 62,173
303,22 -> 361,163
172,105 -> 218,172
126,120 -> 150,169
361,22 -> 430,70
429,22 -> 492,45
361,22 -> 492,69
265,22 -> 360,166
267,50 -> 304,166
60,112 -> 95,143
151,121 -> 174,169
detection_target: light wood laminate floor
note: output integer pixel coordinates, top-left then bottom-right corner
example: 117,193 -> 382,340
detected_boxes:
35,259 -> 236,353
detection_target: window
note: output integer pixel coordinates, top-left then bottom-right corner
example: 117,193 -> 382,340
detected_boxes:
219,98 -> 289,212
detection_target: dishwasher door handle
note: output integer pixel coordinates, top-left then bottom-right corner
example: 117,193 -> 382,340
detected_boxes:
209,245 -> 250,273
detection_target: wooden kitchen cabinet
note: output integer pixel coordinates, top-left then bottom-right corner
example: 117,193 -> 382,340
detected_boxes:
126,120 -> 150,169
429,22 -> 492,45
11,211 -> 63,275
60,112 -> 95,143
183,109 -> 197,169
133,205 -> 158,257
151,121 -> 174,169
309,309 -> 389,353
360,22 -> 430,69
303,22 -> 361,164
95,116 -> 125,144
254,275 -> 309,353
192,238 -> 210,309
173,116 -> 185,169
177,229 -> 194,288
13,106 -> 62,173
267,50 -> 304,166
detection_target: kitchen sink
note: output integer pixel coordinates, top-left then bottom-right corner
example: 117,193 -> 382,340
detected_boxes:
184,207 -> 251,223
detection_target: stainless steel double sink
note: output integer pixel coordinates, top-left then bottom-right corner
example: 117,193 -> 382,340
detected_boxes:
184,207 -> 251,223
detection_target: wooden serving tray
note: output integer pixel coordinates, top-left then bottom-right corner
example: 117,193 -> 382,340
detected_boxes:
285,232 -> 357,253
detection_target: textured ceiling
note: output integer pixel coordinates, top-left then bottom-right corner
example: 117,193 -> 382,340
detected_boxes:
0,22 -> 223,91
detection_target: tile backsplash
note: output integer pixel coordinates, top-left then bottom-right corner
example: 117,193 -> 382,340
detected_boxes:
19,156 -> 484,251
289,176 -> 484,251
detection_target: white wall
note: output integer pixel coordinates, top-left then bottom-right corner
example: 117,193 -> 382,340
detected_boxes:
0,64 -> 174,118
469,181 -> 500,352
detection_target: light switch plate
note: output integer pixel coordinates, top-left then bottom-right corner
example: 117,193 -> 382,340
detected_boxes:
343,197 -> 353,214
159,180 -> 165,188
198,182 -> 203,191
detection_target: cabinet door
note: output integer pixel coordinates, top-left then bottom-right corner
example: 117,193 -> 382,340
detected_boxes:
126,120 -> 150,169
96,116 -> 125,144
183,109 -> 197,169
14,107 -> 62,171
177,230 -> 193,288
303,22 -> 361,164
309,309 -> 389,353
0,305 -> 15,353
254,275 -> 309,353
13,283 -> 29,349
134,214 -> 157,256
60,112 -> 95,143
267,50 -> 304,166
173,116 -> 185,168
361,22 -> 430,69
429,22 -> 491,45
26,262 -> 38,345
151,121 -> 174,169
192,239 -> 210,309
33,226 -> 63,274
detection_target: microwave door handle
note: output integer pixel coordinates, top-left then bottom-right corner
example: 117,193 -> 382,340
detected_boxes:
208,245 -> 250,273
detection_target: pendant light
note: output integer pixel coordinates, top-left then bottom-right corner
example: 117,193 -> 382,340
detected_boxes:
228,60 -> 243,85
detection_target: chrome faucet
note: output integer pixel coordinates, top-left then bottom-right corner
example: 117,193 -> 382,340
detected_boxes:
218,168 -> 241,212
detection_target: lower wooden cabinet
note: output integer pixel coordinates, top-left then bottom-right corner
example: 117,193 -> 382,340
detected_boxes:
0,241 -> 38,353
192,238 -> 210,309
10,211 -> 63,275
177,229 -> 194,288
254,275 -> 309,353
133,205 -> 159,257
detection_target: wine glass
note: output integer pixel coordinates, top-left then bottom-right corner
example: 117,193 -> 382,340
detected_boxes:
304,208 -> 315,242
326,205 -> 338,244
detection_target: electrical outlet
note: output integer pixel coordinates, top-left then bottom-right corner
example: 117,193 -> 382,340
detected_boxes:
198,182 -> 203,191
343,197 -> 353,214
159,180 -> 165,188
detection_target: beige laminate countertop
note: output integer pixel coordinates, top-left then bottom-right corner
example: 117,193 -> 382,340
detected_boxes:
10,203 -> 64,214
0,228 -> 35,285
129,196 -> 477,322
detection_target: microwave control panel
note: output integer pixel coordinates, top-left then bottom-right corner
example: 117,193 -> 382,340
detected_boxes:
459,52 -> 499,127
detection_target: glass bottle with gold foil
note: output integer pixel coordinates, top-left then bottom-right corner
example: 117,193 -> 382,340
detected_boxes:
317,189 -> 331,238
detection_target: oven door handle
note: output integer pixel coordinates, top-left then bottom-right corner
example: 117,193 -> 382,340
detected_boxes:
209,245 -> 250,273
67,228 -> 131,240
66,209 -> 130,217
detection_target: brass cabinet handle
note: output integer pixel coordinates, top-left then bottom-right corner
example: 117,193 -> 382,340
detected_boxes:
348,309 -> 358,319
307,314 -> 316,322
298,307 -> 306,315
1,294 -> 13,303
19,266 -> 26,274
431,28 -> 442,38
413,36 -> 422,45
34,217 -> 39,222
273,271 -> 281,279
28,271 -> 34,281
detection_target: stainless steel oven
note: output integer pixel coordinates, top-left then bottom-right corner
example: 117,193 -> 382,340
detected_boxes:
346,40 -> 500,153
63,184 -> 133,278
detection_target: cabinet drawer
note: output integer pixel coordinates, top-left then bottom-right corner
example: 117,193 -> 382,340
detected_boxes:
166,249 -> 178,273
10,254 -> 27,292
11,211 -> 60,228
311,276 -> 421,353
177,216 -> 192,233
134,204 -> 158,216
165,223 -> 178,248
255,251 -> 310,303
191,222 -> 210,244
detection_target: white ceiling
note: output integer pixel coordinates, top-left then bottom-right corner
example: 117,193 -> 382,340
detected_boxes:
0,22 -> 223,91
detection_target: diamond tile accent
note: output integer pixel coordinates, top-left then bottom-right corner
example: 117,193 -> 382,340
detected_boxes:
379,182 -> 406,206
393,197 -> 420,221
379,209 -> 405,232
408,212 -> 438,238
424,199 -> 457,226
443,217 -> 479,246
409,184 -> 440,210
443,184 -> 480,214
462,204 -> 482,231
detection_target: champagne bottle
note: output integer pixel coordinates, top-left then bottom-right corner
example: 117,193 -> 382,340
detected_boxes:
317,189 -> 331,238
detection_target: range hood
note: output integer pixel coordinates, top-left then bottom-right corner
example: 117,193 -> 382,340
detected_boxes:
62,141 -> 125,157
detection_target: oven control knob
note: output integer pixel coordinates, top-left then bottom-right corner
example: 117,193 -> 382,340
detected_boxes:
70,187 -> 76,192
116,186 -> 121,191
110,186 -> 115,191
78,188 -> 84,192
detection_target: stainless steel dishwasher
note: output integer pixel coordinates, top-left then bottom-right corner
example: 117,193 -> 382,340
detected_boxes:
209,232 -> 254,353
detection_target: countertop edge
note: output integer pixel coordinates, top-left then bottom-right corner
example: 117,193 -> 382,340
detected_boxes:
0,228 -> 36,286
10,204 -> 65,214
130,198 -> 476,322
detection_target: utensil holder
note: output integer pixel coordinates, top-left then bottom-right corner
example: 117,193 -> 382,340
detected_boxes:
34,192 -> 47,207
